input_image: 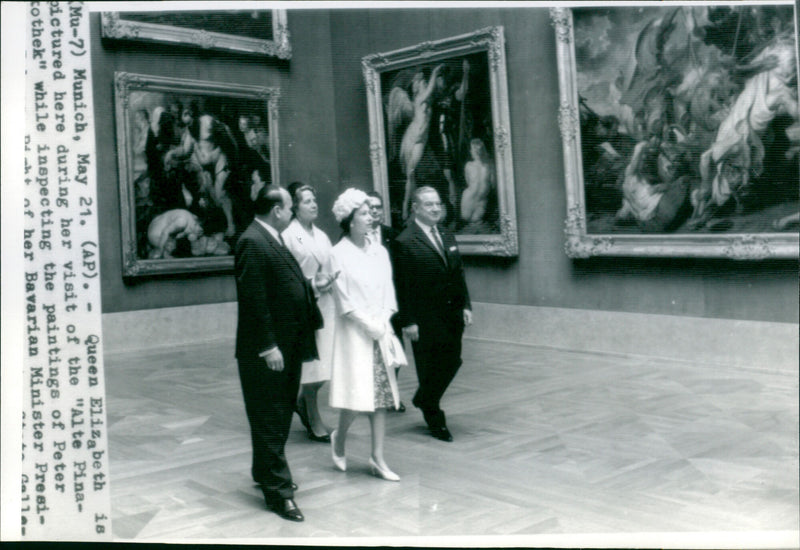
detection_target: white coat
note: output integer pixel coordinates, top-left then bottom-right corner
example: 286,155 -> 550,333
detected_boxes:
282,218 -> 336,384
328,236 -> 400,412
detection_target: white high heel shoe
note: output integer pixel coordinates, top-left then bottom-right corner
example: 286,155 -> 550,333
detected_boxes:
369,457 -> 400,482
331,430 -> 346,472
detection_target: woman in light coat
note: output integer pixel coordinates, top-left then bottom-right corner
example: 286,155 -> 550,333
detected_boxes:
328,188 -> 404,481
282,182 -> 336,442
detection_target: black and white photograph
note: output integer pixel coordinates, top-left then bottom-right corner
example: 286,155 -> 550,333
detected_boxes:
2,1 -> 799,547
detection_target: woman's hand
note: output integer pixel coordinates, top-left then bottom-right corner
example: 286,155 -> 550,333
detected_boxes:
365,318 -> 386,340
346,310 -> 386,340
314,270 -> 339,294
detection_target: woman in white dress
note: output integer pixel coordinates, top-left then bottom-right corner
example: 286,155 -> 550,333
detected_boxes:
282,182 -> 336,442
328,188 -> 404,481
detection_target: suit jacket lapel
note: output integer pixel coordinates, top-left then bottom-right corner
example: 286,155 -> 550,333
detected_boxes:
412,223 -> 447,267
251,221 -> 323,334
254,222 -> 306,283
288,220 -> 325,269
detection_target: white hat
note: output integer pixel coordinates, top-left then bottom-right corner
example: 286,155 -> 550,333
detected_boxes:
332,188 -> 369,223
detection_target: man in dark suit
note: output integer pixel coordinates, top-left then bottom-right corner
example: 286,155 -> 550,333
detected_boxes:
394,186 -> 472,442
366,191 -> 407,413
234,184 -> 329,522
367,190 -> 400,253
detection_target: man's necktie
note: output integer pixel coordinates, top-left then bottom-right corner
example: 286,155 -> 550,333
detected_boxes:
431,226 -> 446,260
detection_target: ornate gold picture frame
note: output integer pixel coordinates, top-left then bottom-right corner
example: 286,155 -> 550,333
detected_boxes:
552,5 -> 799,259
102,9 -> 291,59
114,72 -> 280,277
363,26 -> 518,257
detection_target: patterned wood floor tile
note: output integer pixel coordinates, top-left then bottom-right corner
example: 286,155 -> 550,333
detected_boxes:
105,337 -> 799,541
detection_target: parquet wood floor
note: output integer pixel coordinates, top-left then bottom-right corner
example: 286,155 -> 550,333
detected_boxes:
105,337 -> 799,542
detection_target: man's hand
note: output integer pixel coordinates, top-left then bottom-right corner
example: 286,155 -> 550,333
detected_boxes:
262,347 -> 284,372
403,324 -> 420,342
463,309 -> 473,327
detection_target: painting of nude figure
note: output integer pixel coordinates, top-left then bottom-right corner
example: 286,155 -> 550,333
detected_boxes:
114,72 -> 280,277
363,27 -> 518,257
553,4 -> 799,259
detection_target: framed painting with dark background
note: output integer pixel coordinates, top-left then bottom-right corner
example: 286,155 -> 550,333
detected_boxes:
101,9 -> 291,59
114,72 -> 280,278
553,4 -> 799,259
363,26 -> 518,257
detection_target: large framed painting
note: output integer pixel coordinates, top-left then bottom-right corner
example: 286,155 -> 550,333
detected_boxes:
552,5 -> 799,259
114,72 -> 280,278
363,26 -> 518,256
101,9 -> 291,59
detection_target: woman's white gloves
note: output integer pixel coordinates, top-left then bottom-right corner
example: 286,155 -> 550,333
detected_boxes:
346,310 -> 387,340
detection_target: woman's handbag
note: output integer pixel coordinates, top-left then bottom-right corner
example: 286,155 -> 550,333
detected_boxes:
380,331 -> 408,370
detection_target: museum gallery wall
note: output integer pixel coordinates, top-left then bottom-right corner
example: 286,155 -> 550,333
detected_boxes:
91,8 -> 799,324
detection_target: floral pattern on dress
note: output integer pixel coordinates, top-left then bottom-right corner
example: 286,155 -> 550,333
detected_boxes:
373,342 -> 394,409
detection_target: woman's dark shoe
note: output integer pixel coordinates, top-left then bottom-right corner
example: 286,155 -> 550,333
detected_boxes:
308,431 -> 331,443
297,395 -> 330,442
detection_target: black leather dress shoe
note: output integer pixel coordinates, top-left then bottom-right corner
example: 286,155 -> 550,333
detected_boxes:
267,497 -> 304,522
429,426 -> 453,442
258,483 -> 297,491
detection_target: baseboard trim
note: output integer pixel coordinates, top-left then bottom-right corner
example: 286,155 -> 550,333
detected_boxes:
102,302 -> 798,373
465,302 -> 798,373
103,302 -> 237,355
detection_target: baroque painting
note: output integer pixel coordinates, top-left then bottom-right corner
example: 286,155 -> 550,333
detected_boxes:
114,72 -> 280,277
101,9 -> 291,59
363,27 -> 518,256
553,5 -> 799,258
